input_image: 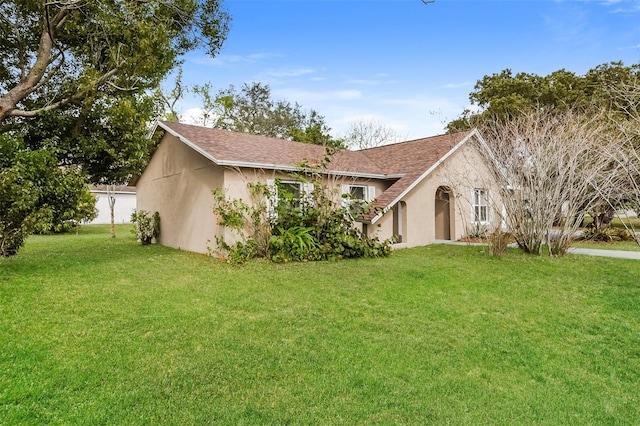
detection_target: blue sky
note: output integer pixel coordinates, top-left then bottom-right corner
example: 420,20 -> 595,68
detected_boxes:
175,0 -> 640,140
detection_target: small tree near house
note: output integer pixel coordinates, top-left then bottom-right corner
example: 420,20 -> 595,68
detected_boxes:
474,108 -> 617,256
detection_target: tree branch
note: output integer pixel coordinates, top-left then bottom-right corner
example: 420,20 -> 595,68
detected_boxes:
7,67 -> 121,118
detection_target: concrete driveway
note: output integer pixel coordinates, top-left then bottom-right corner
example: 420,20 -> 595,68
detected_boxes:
567,247 -> 640,260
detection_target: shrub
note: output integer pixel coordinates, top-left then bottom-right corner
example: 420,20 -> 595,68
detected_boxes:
211,185 -> 271,264
0,135 -> 97,256
268,225 -> 318,262
486,229 -> 511,257
131,210 -> 160,245
582,226 -> 634,242
269,179 -> 392,262
211,177 -> 393,264
465,222 -> 487,239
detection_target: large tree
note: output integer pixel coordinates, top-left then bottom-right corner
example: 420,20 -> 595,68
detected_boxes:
0,0 -> 230,255
192,81 -> 344,148
0,0 -> 229,121
447,62 -> 640,133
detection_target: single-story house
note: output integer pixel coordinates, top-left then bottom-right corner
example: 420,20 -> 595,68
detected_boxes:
88,185 -> 137,224
136,121 -> 501,254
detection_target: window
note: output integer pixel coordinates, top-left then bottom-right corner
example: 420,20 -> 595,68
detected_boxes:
341,184 -> 375,215
281,181 -> 302,203
349,185 -> 366,201
473,189 -> 488,223
266,179 -> 313,215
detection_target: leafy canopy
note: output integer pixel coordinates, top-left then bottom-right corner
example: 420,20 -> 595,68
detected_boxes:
191,81 -> 345,149
447,61 -> 640,132
0,0 -> 230,255
0,0 -> 230,121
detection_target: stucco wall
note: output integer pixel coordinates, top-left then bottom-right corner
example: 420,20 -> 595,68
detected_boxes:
371,140 -> 501,247
137,134 -> 224,253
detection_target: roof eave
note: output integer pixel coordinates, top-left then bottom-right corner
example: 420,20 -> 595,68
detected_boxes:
217,160 -> 390,179
158,122 -> 394,180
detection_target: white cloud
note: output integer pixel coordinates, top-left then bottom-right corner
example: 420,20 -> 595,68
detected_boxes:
181,107 -> 204,125
190,52 -> 282,67
272,88 -> 363,103
599,0 -> 640,13
265,67 -> 316,78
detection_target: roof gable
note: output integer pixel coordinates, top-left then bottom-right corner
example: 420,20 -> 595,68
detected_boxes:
158,121 -> 385,178
359,130 -> 479,223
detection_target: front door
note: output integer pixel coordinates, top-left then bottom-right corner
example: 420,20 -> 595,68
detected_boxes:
435,187 -> 451,240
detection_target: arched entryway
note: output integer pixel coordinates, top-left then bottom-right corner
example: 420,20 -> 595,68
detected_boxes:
435,186 -> 452,240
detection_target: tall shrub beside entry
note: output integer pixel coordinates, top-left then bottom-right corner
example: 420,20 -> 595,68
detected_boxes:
131,210 -> 160,245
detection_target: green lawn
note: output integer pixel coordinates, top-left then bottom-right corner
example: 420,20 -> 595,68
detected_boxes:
573,240 -> 640,251
2,225 -> 640,424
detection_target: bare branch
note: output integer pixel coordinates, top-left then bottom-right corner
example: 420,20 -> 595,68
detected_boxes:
342,118 -> 401,150
477,109 -> 614,255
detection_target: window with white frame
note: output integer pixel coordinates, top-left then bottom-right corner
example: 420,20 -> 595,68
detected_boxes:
281,181 -> 302,202
473,188 -> 489,223
266,179 -> 313,214
341,184 -> 375,214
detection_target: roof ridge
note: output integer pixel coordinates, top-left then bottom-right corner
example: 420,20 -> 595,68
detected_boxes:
358,129 -> 473,153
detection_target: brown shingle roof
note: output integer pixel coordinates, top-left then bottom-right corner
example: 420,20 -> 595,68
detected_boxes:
159,121 -> 385,177
156,121 -> 476,222
359,131 -> 475,221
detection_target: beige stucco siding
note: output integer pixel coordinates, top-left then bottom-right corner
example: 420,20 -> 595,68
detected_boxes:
371,140 -> 501,247
137,134 -> 224,254
136,131 -> 500,254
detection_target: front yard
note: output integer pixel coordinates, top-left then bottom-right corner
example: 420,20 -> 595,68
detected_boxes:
1,225 -> 639,424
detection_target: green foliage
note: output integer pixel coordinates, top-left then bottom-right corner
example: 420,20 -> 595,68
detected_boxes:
212,175 -> 392,264
131,210 -> 160,245
213,236 -> 258,265
211,184 -> 272,263
0,1 -> 230,121
268,226 -> 318,262
212,188 -> 250,230
447,61 -> 640,132
0,135 -> 96,256
33,182 -> 97,235
211,174 -> 392,264
194,82 -> 343,147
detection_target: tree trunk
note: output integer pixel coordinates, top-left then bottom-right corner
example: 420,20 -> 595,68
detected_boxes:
0,23 -> 56,122
107,185 -> 116,238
